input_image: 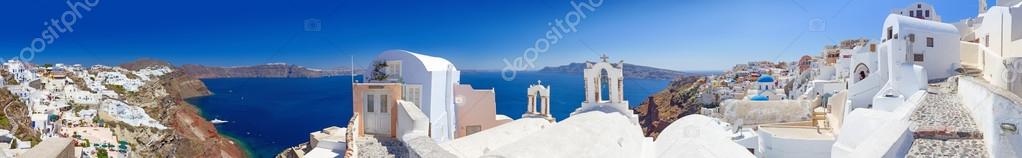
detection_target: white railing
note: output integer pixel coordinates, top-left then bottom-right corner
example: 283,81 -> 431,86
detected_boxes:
980,45 -> 1010,88
828,90 -> 849,129
848,73 -> 883,110
396,100 -> 458,158
397,100 -> 430,141
958,77 -> 1022,158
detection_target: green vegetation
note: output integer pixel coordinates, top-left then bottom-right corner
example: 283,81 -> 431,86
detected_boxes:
0,115 -> 11,130
124,72 -> 140,80
71,104 -> 88,114
69,75 -> 92,92
41,64 -> 53,68
3,78 -> 15,85
105,84 -> 128,95
97,149 -> 109,158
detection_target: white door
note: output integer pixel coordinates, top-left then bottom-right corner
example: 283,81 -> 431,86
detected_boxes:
363,92 -> 391,135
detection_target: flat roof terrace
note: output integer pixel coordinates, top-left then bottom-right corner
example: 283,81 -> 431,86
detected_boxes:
758,122 -> 835,141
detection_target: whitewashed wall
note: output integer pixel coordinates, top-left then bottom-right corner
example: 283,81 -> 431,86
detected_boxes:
958,77 -> 1022,158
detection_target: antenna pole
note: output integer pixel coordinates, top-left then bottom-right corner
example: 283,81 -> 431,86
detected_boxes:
351,56 -> 355,83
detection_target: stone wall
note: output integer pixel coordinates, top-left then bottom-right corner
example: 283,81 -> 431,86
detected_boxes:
722,99 -> 812,126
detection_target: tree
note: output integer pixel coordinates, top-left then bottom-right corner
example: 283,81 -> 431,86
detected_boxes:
82,139 -> 91,147
97,148 -> 109,158
371,60 -> 389,81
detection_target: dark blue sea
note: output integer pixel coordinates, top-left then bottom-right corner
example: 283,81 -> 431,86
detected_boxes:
187,72 -> 669,158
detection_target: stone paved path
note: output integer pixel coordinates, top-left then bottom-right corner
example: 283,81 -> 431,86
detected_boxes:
355,135 -> 410,158
906,83 -> 988,158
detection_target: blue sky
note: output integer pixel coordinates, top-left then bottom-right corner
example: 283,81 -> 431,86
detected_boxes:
0,0 -> 989,71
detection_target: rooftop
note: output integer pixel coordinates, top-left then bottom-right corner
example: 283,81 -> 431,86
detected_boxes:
380,50 -> 457,72
758,123 -> 835,140
19,137 -> 72,158
757,75 -> 775,83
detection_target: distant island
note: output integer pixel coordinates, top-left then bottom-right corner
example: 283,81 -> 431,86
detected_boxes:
180,63 -> 361,79
177,62 -> 698,80
539,62 -> 697,80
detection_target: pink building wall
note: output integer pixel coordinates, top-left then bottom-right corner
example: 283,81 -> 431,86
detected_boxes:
453,84 -> 509,138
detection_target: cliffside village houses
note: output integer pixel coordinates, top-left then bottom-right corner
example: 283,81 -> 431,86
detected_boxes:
1,59 -> 172,157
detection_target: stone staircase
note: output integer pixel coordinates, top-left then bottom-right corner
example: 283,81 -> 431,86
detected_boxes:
354,135 -> 410,158
811,107 -> 829,129
906,84 -> 988,157
958,64 -> 983,78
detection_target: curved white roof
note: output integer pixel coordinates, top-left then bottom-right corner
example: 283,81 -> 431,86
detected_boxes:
379,49 -> 458,72
884,14 -> 959,35
655,115 -> 755,158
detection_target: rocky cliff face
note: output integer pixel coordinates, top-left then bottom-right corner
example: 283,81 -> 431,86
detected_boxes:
0,88 -> 40,145
539,63 -> 692,80
104,59 -> 244,157
118,70 -> 243,157
118,58 -> 174,71
633,76 -> 704,138
180,64 -> 359,79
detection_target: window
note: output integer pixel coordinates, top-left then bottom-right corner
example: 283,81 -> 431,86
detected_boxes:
366,94 -> 375,112
466,125 -> 482,135
887,27 -> 894,40
380,94 -> 389,113
917,10 -> 923,18
908,34 -> 915,43
403,85 -> 422,107
917,4 -> 922,8
926,10 -> 930,17
926,37 -> 934,47
914,54 -> 924,62
385,60 -> 402,79
909,11 -> 914,17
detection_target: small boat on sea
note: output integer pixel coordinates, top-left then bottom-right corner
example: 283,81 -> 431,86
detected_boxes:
211,119 -> 228,124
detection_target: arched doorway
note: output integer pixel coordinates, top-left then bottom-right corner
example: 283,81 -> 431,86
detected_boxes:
853,63 -> 871,83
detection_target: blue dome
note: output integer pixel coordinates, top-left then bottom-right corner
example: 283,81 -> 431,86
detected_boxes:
757,75 -> 775,83
750,95 -> 769,101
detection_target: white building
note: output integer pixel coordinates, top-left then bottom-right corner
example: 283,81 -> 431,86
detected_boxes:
369,50 -> 458,142
830,14 -> 950,157
96,71 -> 144,92
102,100 -> 167,129
303,126 -> 347,158
891,2 -> 941,22
746,75 -> 785,101
883,14 -> 961,81
3,60 -> 38,84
